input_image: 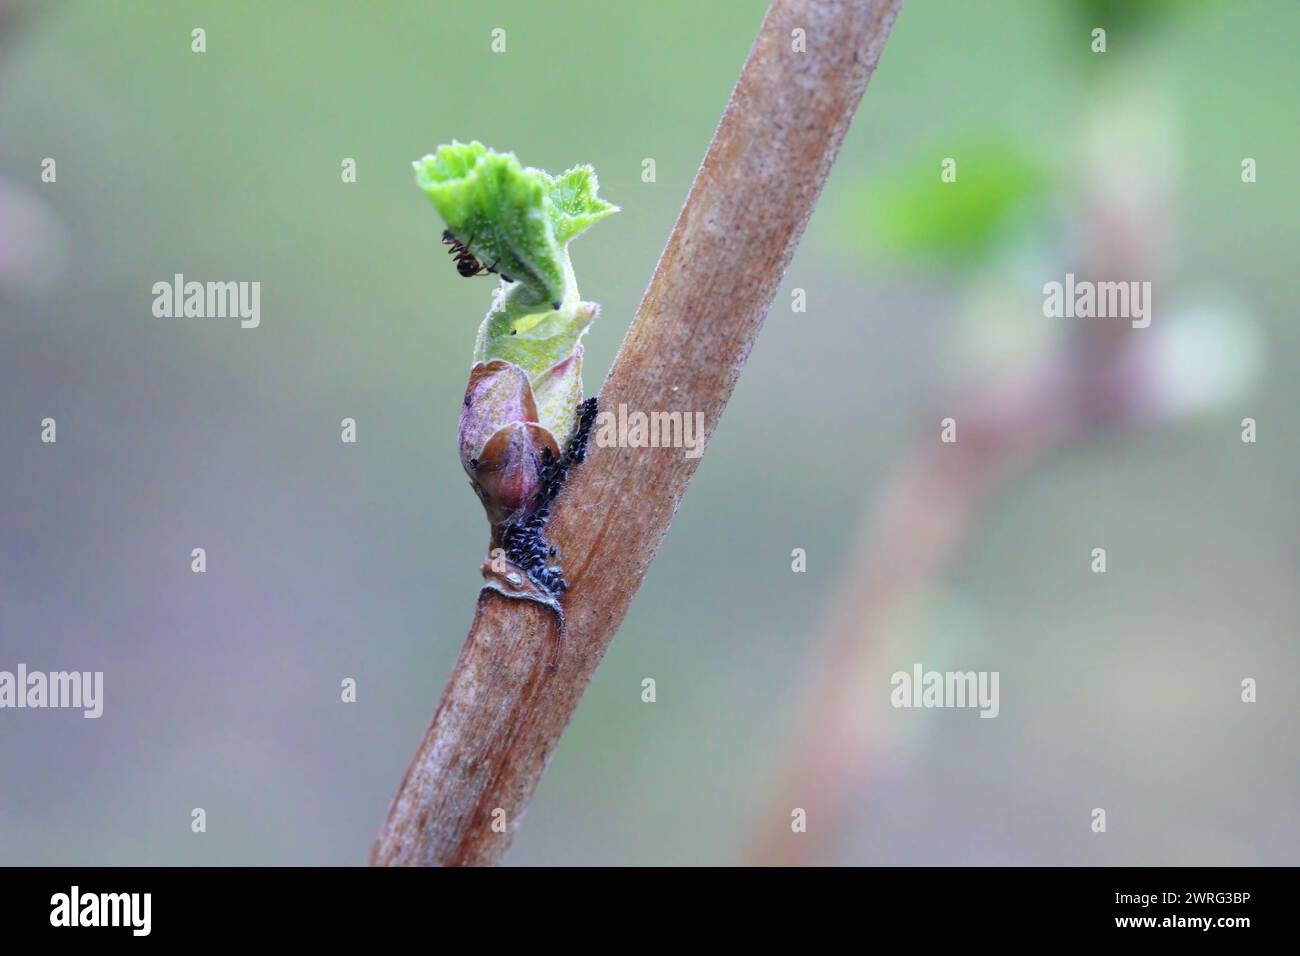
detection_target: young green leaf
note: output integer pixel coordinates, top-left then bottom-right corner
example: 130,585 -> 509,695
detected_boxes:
414,141 -> 618,309
547,165 -> 619,244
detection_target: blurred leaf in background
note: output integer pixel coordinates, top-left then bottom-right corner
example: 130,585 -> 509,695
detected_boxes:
1070,0 -> 1214,35
850,134 -> 1053,269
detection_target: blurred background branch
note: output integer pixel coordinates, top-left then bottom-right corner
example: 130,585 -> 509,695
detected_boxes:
750,0 -> 1265,864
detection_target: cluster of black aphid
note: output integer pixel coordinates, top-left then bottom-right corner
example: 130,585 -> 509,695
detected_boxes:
501,396 -> 599,595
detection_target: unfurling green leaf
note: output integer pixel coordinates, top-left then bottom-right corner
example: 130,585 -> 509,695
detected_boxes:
547,165 -> 619,244
413,141 -> 618,308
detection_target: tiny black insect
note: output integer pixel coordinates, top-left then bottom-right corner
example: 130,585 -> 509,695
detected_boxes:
441,229 -> 486,277
441,229 -> 514,282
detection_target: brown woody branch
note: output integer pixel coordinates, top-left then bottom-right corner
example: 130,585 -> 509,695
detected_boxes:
371,0 -> 903,866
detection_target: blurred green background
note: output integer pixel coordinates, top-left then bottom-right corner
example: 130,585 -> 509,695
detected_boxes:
1,0 -> 1296,865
